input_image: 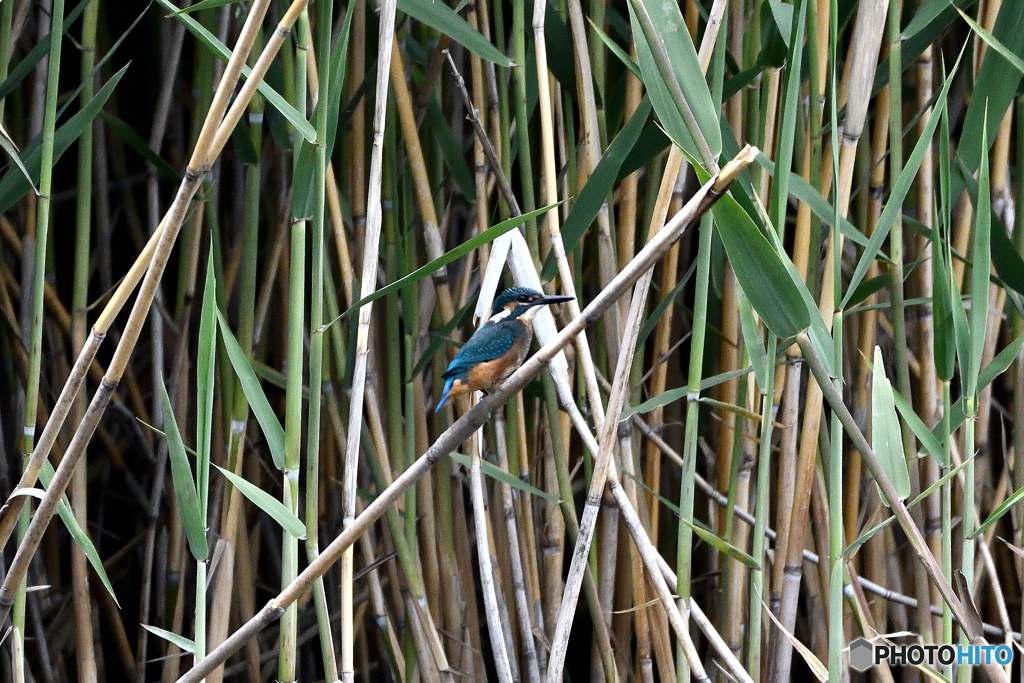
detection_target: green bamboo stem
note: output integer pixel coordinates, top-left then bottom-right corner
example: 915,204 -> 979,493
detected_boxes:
17,0 -> 66,677
304,0 -> 339,677
70,1 -> 100,680
278,13 -> 310,682
676,212 -> 714,683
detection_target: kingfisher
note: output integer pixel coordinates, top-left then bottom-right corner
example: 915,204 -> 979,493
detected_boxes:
435,287 -> 575,412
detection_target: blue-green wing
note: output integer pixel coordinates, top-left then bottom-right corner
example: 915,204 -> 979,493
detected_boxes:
444,323 -> 517,378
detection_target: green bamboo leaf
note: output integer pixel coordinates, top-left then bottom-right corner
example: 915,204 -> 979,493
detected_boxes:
935,331 -> 1024,440
738,289 -> 768,393
542,98 -> 653,280
168,0 -> 238,15
0,65 -> 128,214
622,367 -> 755,419
845,273 -> 891,310
217,310 -> 286,470
589,18 -> 640,79
99,111 -> 179,181
341,204 -> 556,319
636,259 -> 697,351
427,97 -> 475,202
156,0 -> 316,142
842,51 -> 960,309
0,0 -> 92,102
757,0 -> 793,68
843,515 -> 895,558
755,153 -> 868,246
397,0 -> 510,66
0,124 -> 37,195
871,347 -> 911,506
142,625 -> 195,654
951,0 -> 1023,190
325,4 -> 355,159
966,110 -> 991,399
933,224 -> 956,382
196,253 -> 217,517
902,0 -> 975,40
957,8 -> 1024,76
977,482 -> 1024,537
160,381 -> 209,562
679,517 -> 760,569
845,458 -> 971,556
448,453 -> 558,503
893,389 -> 945,465
214,465 -> 306,538
766,0 -> 806,234
37,461 -> 119,605
626,0 -> 721,162
708,187 -> 809,338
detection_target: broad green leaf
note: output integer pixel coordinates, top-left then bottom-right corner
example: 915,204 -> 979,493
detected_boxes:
143,625 -> 195,654
156,0 -> 316,142
709,187 -> 809,338
448,453 -> 558,503
893,389 -> 945,465
842,52 -> 960,309
215,466 -> 306,538
738,289 -> 768,393
626,0 -> 721,163
0,65 -> 128,214
397,0 -> 510,66
951,0 -> 1024,190
342,205 -> 556,318
196,253 -> 217,517
542,98 -> 653,280
38,461 -> 119,605
757,0 -> 793,68
871,347 -> 911,506
217,311 -> 286,470
679,517 -> 760,569
160,381 -> 209,562
966,111 -> 992,399
902,0 -> 976,40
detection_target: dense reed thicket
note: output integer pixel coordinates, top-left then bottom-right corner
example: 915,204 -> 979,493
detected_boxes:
1,0 -> 1023,681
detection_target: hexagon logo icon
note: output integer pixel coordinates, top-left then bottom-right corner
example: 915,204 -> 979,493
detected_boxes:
849,637 -> 875,672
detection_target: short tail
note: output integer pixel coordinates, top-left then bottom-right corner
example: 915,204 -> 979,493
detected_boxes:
434,376 -> 456,412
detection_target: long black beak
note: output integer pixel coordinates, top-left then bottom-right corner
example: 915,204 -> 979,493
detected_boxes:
534,294 -> 575,307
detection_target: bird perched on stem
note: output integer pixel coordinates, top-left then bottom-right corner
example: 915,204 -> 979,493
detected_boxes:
435,287 -> 574,412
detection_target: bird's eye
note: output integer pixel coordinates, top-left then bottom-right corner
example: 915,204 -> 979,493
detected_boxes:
518,294 -> 531,303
